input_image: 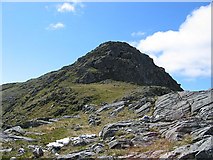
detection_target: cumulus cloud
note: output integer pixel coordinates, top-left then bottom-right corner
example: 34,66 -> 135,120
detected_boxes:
57,1 -> 84,13
134,4 -> 211,78
57,3 -> 75,12
46,22 -> 65,30
131,31 -> 145,37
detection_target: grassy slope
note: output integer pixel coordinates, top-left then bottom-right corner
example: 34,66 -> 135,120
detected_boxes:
1,72 -> 174,159
4,77 -> 166,127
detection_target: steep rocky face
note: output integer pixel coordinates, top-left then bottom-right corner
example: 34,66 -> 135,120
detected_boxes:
68,41 -> 182,91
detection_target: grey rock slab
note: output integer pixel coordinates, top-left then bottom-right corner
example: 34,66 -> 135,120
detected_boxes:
90,143 -> 105,154
154,92 -> 190,121
88,114 -> 101,126
97,155 -> 114,160
198,104 -> 213,120
47,137 -> 70,150
160,136 -> 213,160
153,89 -> 213,122
135,102 -> 151,114
108,139 -> 133,149
2,134 -> 37,142
191,126 -> 213,141
179,89 -> 212,114
4,126 -> 25,135
20,119 -> 52,128
71,134 -> 97,146
131,132 -> 159,146
57,150 -> 95,159
109,105 -> 125,117
82,104 -> 96,113
99,121 -> 134,139
25,131 -> 45,136
163,119 -> 202,141
96,101 -> 125,113
0,148 -> 12,152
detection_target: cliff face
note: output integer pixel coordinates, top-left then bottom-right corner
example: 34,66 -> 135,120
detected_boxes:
69,41 -> 182,91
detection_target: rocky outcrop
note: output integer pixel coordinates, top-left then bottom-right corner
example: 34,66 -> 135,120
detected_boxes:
153,89 -> 212,121
160,136 -> 213,160
1,126 -> 37,142
70,41 -> 183,91
1,84 -> 212,159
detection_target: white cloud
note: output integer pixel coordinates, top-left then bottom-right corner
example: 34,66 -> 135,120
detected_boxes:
131,31 -> 145,37
57,1 -> 84,13
46,22 -> 65,30
133,4 -> 211,78
57,3 -> 75,12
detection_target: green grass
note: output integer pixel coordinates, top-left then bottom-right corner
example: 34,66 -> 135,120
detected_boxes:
1,77 -> 172,159
60,81 -> 139,105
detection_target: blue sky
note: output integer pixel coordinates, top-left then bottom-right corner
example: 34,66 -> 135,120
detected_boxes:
2,2 -> 211,91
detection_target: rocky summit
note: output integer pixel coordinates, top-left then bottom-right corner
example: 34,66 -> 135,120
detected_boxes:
68,41 -> 182,91
1,41 -> 212,159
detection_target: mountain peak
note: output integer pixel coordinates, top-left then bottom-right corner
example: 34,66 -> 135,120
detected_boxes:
69,41 -> 182,91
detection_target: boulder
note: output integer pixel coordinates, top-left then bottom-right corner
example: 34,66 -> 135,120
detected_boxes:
18,148 -> 25,154
99,121 -> 133,139
108,139 -> 133,149
47,137 -> 70,152
71,134 -> 97,146
33,147 -> 44,158
140,115 -> 151,122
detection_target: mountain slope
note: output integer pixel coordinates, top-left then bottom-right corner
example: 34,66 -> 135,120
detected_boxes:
1,41 -> 212,160
1,88 -> 212,159
2,41 -> 182,127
